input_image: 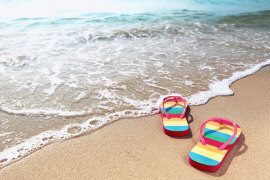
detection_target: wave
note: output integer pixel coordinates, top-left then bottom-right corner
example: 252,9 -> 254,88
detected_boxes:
4,10 -> 268,43
218,10 -> 270,27
87,10 -> 270,41
0,106 -> 92,117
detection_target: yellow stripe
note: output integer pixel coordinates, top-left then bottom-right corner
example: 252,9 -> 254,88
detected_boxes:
206,123 -> 241,137
163,120 -> 188,126
160,101 -> 188,107
207,121 -> 241,132
163,117 -> 186,121
191,143 -> 227,162
163,101 -> 187,105
196,142 -> 227,155
160,104 -> 185,108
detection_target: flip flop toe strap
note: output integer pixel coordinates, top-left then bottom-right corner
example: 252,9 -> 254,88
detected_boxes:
162,96 -> 187,119
199,117 -> 238,150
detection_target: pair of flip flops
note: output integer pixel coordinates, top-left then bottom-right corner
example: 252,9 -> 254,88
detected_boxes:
160,96 -> 242,172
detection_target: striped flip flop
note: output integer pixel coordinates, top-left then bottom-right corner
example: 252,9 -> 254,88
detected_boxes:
160,96 -> 189,136
189,118 -> 242,172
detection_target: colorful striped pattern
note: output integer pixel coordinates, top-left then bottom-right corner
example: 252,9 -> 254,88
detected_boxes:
189,142 -> 228,166
163,117 -> 189,131
189,122 -> 241,166
204,121 -> 241,145
160,101 -> 185,114
160,101 -> 188,132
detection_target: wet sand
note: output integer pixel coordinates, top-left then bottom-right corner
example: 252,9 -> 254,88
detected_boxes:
1,66 -> 270,179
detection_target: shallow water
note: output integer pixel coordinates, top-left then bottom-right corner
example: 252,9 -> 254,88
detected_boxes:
0,0 -> 270,168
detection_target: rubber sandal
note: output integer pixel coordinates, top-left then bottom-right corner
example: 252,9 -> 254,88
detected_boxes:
189,117 -> 242,172
160,96 -> 189,137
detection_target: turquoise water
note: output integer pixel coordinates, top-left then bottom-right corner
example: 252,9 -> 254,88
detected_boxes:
0,0 -> 269,20
0,0 -> 270,168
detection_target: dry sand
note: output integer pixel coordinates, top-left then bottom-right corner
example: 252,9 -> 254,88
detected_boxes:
1,66 -> 270,179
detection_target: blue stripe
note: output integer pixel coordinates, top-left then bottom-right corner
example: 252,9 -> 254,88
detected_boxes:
164,126 -> 188,131
189,152 -> 220,166
204,128 -> 238,142
160,107 -> 184,114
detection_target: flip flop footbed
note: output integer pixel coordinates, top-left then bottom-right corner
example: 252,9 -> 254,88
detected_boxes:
160,100 -> 188,132
189,121 -> 241,166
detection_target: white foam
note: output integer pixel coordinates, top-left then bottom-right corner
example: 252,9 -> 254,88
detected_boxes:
184,80 -> 194,86
97,89 -> 116,99
73,91 -> 87,102
188,59 -> 270,105
43,63 -> 64,95
199,64 -> 214,71
0,132 -> 14,138
0,106 -> 92,117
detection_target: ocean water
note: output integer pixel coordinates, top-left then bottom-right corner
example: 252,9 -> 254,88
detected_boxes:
1,0 -> 270,168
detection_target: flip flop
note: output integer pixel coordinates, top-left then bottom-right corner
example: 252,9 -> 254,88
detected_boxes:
189,118 -> 242,172
160,96 -> 189,136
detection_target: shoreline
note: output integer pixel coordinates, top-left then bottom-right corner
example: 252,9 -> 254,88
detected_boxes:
1,66 -> 270,179
1,60 -> 270,169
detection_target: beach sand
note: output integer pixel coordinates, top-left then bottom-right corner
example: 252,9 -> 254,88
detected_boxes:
1,66 -> 270,179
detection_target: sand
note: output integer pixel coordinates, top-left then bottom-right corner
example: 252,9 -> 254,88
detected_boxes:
1,66 -> 270,179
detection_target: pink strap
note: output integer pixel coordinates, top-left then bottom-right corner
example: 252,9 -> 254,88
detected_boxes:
162,96 -> 187,119
199,117 -> 238,150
